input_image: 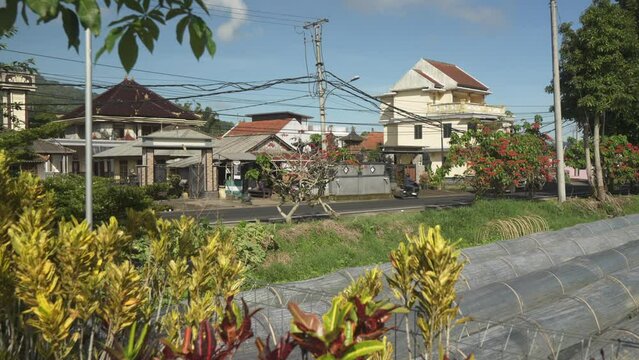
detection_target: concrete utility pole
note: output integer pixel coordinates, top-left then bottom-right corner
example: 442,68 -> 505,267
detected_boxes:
550,0 -> 566,202
85,29 -> 93,226
304,19 -> 329,150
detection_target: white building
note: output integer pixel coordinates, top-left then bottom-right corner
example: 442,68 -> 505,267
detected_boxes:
1,72 -> 36,130
224,112 -> 348,148
378,58 -> 513,177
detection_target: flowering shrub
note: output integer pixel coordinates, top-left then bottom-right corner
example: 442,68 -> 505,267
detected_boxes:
601,136 -> 639,188
448,121 -> 557,196
566,135 -> 639,189
566,135 -> 639,188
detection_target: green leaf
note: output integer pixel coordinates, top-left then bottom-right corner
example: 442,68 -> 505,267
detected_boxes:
193,0 -> 208,14
0,0 -> 18,35
165,8 -> 183,20
60,7 -> 80,51
109,14 -> 138,26
133,323 -> 149,355
188,18 -> 205,59
118,29 -> 138,73
95,26 -> 123,61
123,0 -> 144,13
204,26 -> 216,57
138,29 -> 154,52
147,9 -> 165,23
25,0 -> 58,19
322,298 -> 344,334
175,16 -> 190,44
340,340 -> 385,360
143,17 -> 159,40
126,322 -> 137,354
77,0 -> 101,34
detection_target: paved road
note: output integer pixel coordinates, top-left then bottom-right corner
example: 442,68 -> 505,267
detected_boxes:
160,193 -> 476,223
160,182 -> 592,224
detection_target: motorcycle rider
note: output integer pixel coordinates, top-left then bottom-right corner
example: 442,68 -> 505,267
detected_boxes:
403,174 -> 419,196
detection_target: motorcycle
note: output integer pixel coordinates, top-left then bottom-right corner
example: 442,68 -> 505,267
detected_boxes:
395,185 -> 419,199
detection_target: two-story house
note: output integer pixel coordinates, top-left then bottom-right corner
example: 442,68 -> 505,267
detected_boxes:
55,78 -> 204,176
379,58 -> 513,178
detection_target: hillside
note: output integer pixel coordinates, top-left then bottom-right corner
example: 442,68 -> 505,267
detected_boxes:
26,75 -> 88,126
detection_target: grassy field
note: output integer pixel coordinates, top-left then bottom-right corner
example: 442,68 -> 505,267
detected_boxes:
248,196 -> 639,285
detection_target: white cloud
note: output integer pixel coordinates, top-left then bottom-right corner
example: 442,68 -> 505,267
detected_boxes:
344,0 -> 505,26
204,0 -> 248,42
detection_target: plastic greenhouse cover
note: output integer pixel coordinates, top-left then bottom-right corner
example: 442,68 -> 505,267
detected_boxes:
233,215 -> 639,360
459,266 -> 639,359
457,240 -> 639,337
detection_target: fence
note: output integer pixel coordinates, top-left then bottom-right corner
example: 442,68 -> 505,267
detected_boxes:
328,163 -> 391,196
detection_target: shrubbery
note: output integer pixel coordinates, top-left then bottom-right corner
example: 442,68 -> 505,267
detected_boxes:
44,174 -> 152,222
231,221 -> 276,268
1,150 -> 470,359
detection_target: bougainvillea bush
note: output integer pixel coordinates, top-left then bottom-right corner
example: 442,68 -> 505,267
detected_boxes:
565,135 -> 639,190
448,121 -> 557,196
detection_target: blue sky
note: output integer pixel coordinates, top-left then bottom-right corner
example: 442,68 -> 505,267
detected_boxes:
0,0 -> 593,134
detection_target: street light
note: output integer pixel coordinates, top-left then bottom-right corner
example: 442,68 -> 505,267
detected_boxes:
320,75 -> 360,150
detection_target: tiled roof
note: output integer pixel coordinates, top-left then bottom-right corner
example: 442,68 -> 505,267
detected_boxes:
340,128 -> 364,142
426,59 -> 489,91
143,128 -> 213,140
359,132 -> 383,150
225,119 -> 291,137
62,79 -> 199,120
30,139 -> 76,154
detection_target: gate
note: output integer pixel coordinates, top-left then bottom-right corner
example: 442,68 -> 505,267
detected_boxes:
154,164 -> 167,183
188,163 -> 205,198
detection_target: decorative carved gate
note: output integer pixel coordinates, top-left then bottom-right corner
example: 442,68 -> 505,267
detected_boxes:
188,163 -> 205,198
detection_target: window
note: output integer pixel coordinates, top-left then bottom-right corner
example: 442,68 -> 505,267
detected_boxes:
414,124 -> 423,139
119,161 -> 128,179
467,123 -> 477,132
113,124 -> 125,139
443,123 -> 452,138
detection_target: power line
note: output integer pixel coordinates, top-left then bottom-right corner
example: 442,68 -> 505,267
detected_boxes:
204,4 -> 315,21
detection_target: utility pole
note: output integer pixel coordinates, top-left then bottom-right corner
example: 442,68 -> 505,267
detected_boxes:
550,0 -> 566,202
85,29 -> 93,226
304,19 -> 329,150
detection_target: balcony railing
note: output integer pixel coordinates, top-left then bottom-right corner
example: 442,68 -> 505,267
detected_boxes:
425,103 -> 506,116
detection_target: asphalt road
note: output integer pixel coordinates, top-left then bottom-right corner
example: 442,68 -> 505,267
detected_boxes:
160,193 -> 476,224
159,182 -> 593,224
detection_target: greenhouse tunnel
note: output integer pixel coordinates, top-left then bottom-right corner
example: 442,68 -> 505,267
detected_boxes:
234,214 -> 639,359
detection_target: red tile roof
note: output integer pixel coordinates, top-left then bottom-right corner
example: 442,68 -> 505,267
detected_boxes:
225,119 -> 291,137
426,59 -> 489,91
359,132 -> 384,150
413,69 -> 444,88
62,79 -> 199,120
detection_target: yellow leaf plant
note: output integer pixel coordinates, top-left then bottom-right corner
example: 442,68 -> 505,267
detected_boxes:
387,225 -> 468,360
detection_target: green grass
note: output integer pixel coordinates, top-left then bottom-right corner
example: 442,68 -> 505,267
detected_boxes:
248,196 -> 639,285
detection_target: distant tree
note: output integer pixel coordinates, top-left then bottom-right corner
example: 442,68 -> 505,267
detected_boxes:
178,102 -> 233,136
248,150 -> 340,224
27,74 -> 92,123
0,0 -> 216,73
553,0 -> 639,200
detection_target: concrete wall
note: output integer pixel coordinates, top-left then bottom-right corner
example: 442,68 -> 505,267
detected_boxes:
329,163 -> 390,196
